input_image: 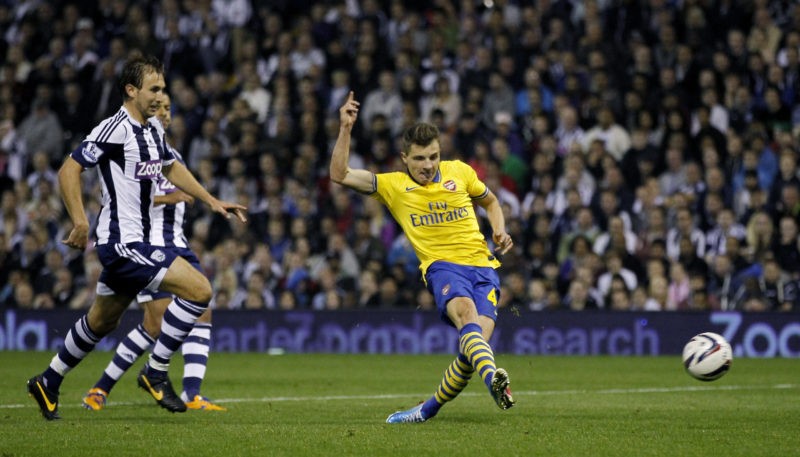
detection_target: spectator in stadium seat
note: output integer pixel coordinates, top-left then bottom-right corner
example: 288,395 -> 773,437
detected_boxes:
593,215 -> 638,256
51,267 -> 75,308
666,207 -> 706,261
481,72 -> 516,131
581,106 -> 631,162
732,276 -> 769,312
596,250 -> 637,298
757,258 -> 797,311
331,93 -> 515,422
361,70 -> 403,136
526,278 -> 550,311
608,287 -> 633,311
774,216 -> 800,276
421,76 -> 462,131
562,278 -> 600,311
666,261 -> 691,311
16,97 -> 64,166
745,210 -> 776,262
774,182 -> 800,225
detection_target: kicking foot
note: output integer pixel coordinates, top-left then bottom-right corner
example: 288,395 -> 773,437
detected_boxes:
490,368 -> 515,410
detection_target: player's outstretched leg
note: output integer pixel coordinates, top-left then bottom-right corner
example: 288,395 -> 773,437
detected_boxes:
180,322 -> 225,411
139,297 -> 206,412
459,322 -> 515,410
83,324 -> 155,411
387,353 -> 474,423
27,315 -> 102,420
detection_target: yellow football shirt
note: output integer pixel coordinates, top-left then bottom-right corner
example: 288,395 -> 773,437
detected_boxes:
371,160 -> 501,275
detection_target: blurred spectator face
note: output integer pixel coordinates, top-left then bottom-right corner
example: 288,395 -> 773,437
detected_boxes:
379,277 -> 398,302
576,207 -> 593,229
764,88 -> 782,112
676,209 -> 693,232
782,185 -> 799,210
779,217 -> 798,242
45,249 -> 62,270
725,236 -> 742,258
14,281 -> 35,308
686,162 -> 702,185
597,107 -> 614,128
507,272 -> 526,297
610,290 -> 631,310
571,236 -> 590,257
716,209 -> 734,230
610,275 -> 627,294
727,29 -> 745,53
779,153 -> 797,177
751,211 -> 773,236
378,71 -> 395,92
558,106 -> 578,129
647,207 -> 666,232
268,219 -> 284,240
646,259 -> 666,279
278,291 -> 296,310
528,279 -> 547,301
690,289 -> 709,310
713,254 -> 732,275
631,286 -> 648,307
705,167 -> 725,192
600,191 -> 618,216
763,261 -> 781,283
567,280 -> 588,306
701,146 -> 720,169
669,262 -> 687,282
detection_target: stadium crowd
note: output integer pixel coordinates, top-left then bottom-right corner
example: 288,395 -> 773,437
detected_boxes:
0,0 -> 799,313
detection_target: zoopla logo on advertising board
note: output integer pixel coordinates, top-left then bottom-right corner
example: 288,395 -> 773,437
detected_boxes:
710,312 -> 800,358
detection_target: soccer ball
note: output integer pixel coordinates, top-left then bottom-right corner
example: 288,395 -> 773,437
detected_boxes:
682,332 -> 733,381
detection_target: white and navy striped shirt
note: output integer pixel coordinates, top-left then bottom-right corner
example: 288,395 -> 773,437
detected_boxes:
149,144 -> 188,249
70,107 -> 175,245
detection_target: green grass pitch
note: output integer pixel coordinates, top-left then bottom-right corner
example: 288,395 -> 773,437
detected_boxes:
0,352 -> 798,456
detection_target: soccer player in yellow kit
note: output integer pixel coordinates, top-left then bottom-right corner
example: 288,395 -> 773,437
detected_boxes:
330,92 -> 515,423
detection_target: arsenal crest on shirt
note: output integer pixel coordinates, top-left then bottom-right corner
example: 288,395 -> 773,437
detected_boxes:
443,180 -> 456,191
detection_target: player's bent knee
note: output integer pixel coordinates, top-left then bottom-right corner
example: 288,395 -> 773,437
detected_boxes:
182,279 -> 213,303
162,262 -> 213,303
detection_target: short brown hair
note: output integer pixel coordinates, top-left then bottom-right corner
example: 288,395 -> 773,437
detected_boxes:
119,54 -> 164,100
401,122 -> 439,153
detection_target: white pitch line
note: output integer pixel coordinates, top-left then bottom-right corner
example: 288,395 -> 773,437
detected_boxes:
3,384 -> 797,410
